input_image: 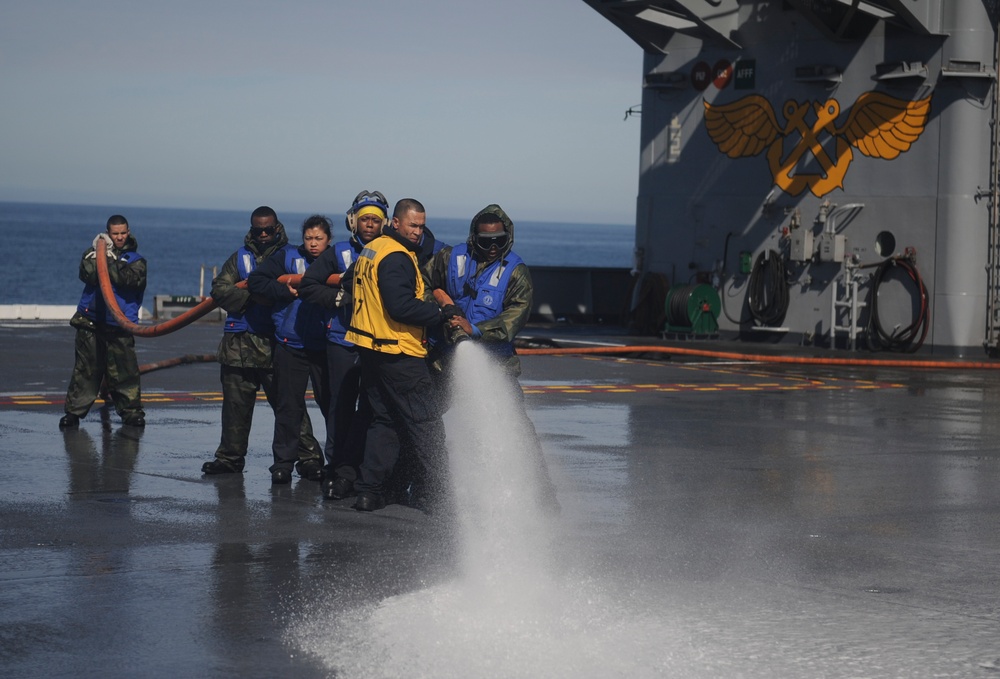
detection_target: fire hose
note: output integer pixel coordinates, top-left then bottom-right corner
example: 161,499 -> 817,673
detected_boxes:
432,289 -> 454,307
139,354 -> 217,374
434,286 -> 999,369
99,246 -> 1000,373
134,342 -> 1000,380
145,288 -> 456,377
514,344 -> 1000,369
865,256 -> 929,353
432,288 -> 474,344
95,237 -> 340,337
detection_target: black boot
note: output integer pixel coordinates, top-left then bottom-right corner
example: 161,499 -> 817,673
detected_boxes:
271,469 -> 292,485
58,414 -> 80,429
122,414 -> 145,427
322,476 -> 354,500
296,459 -> 324,482
202,458 -> 245,475
353,492 -> 385,512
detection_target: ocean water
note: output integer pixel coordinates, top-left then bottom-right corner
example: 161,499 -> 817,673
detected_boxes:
0,201 -> 634,305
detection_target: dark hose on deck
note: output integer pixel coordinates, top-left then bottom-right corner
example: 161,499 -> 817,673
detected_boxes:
138,354 -> 218,374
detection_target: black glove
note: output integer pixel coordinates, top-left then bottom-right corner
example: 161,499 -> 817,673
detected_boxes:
440,304 -> 463,320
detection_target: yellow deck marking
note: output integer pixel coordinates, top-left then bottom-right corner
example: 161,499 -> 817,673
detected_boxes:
0,374 -> 905,409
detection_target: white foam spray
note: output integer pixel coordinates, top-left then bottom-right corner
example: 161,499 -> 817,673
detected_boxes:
290,342 -> 685,678
446,341 -> 555,593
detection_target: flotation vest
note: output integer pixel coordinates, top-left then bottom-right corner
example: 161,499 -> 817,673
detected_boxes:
77,250 -> 145,326
223,245 -> 275,336
446,244 -> 522,358
324,240 -> 358,347
345,236 -> 427,357
272,245 -> 325,351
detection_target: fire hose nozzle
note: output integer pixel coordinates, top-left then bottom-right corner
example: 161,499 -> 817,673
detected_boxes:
433,288 -> 471,345
448,327 -> 472,345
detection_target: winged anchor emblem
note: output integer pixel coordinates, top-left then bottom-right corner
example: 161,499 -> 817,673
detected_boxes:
703,92 -> 932,197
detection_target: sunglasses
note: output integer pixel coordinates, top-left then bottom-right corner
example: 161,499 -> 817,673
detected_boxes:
475,232 -> 509,249
251,226 -> 275,236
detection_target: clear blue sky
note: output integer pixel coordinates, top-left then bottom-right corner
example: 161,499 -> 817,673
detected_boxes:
0,1 -> 641,224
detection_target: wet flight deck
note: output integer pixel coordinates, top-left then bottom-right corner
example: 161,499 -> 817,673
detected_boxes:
0,321 -> 998,678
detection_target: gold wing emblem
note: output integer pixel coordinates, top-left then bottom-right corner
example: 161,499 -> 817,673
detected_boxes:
837,92 -> 931,160
703,95 -> 781,158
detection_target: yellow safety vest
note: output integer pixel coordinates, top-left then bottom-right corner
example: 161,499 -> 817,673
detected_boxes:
345,235 -> 428,357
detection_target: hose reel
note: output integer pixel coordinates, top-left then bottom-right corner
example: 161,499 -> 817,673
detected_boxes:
664,284 -> 721,334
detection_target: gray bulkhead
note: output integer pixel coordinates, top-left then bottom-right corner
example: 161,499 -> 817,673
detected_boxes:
585,1 -> 999,355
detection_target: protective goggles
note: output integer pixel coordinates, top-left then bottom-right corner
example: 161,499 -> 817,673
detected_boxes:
474,231 -> 509,250
350,191 -> 389,216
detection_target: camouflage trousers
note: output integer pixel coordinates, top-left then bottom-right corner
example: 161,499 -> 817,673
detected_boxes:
64,323 -> 144,421
213,364 -> 322,464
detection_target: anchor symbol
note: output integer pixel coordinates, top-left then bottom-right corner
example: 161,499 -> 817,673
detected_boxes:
704,92 -> 931,198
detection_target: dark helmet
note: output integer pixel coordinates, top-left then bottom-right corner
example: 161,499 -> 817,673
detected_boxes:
346,190 -> 389,233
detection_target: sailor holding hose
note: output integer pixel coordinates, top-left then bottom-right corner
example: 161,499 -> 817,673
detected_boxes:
247,215 -> 333,484
425,204 -> 559,511
59,214 -> 147,429
200,206 -> 324,477
298,190 -> 388,500
344,198 -> 457,511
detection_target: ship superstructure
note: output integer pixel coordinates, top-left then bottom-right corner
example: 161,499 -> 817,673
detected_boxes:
585,0 -> 999,355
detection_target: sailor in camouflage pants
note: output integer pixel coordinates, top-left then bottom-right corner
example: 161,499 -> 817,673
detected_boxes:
60,215 -> 146,429
201,206 -> 323,475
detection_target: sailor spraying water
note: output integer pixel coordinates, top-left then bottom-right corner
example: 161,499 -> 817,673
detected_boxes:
425,204 -> 559,511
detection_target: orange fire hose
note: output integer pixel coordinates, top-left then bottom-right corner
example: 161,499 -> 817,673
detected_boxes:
94,238 -> 339,337
516,344 -> 1000,369
432,289 -> 455,307
434,286 -> 999,368
97,250 -> 1000,371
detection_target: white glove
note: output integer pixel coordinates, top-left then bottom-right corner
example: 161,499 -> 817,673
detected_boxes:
335,286 -> 353,309
92,232 -> 115,257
